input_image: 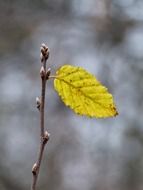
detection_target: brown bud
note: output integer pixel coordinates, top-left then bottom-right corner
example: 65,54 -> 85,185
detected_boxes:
46,68 -> 51,80
41,43 -> 47,49
43,131 -> 50,144
40,66 -> 45,78
36,97 -> 41,110
32,163 -> 38,175
45,51 -> 49,60
40,43 -> 49,61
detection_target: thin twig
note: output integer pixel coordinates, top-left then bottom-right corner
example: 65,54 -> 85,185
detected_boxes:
31,44 -> 50,190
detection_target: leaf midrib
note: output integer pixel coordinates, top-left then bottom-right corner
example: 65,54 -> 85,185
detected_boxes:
55,76 -> 114,112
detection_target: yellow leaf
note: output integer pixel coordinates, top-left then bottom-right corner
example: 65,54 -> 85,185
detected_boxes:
54,65 -> 118,118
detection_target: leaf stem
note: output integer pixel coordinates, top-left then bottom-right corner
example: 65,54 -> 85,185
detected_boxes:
48,75 -> 57,79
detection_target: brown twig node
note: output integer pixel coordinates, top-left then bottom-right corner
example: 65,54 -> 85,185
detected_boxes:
43,131 -> 50,144
46,68 -> 51,80
32,163 -> 38,176
31,43 -> 50,190
40,66 -> 46,79
36,97 -> 41,111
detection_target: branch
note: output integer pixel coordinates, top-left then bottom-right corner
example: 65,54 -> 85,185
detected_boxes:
31,44 -> 50,190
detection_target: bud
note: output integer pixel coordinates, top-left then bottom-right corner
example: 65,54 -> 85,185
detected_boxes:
36,97 -> 41,110
43,131 -> 50,144
41,43 -> 47,50
40,66 -> 45,78
36,97 -> 40,104
46,68 -> 51,80
32,163 -> 38,175
40,43 -> 49,61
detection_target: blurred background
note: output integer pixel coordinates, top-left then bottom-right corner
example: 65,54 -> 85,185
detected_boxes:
0,0 -> 143,190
